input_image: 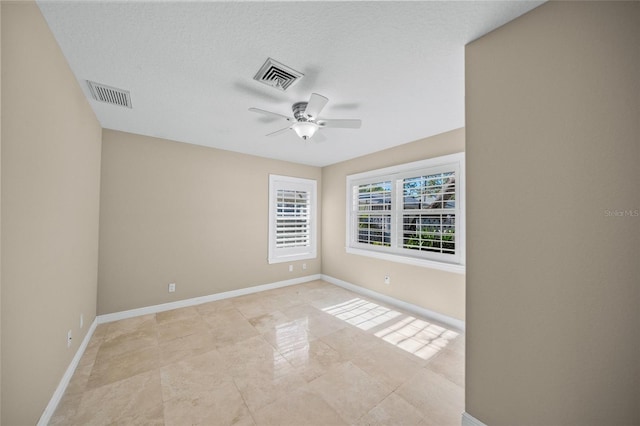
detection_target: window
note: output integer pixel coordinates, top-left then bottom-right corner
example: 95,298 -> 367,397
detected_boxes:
268,175 -> 317,264
346,153 -> 464,273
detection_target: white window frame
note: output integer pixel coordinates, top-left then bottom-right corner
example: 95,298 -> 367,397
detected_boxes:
346,153 -> 465,274
268,174 -> 317,264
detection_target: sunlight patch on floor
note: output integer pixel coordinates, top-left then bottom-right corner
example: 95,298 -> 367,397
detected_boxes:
322,298 -> 459,360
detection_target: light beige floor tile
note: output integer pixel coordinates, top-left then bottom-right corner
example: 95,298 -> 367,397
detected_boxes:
306,361 -> 392,424
233,297 -> 282,319
52,282 -> 464,425
295,311 -> 349,339
354,393 -> 425,426
158,330 -> 217,366
280,302 -> 321,320
156,306 -> 200,324
96,324 -> 159,360
300,279 -> 330,290
63,359 -> 93,396
447,333 -> 465,355
157,315 -> 211,342
210,318 -> 260,349
234,369 -> 308,413
231,292 -> 265,304
92,323 -> 109,340
74,370 -> 164,425
104,314 -> 156,341
164,385 -> 254,426
248,310 -> 291,334
49,392 -> 83,425
160,349 -> 230,401
219,335 -> 296,380
260,319 -> 313,354
373,328 -> 443,363
424,348 -> 465,388
194,298 -> 235,315
321,297 -> 398,331
320,325 -> 382,358
351,342 -> 423,390
200,306 -> 250,327
265,291 -> 307,311
281,338 -> 344,382
254,387 -> 347,426
79,341 -> 101,366
88,345 -> 161,389
396,368 -> 464,426
304,286 -> 360,308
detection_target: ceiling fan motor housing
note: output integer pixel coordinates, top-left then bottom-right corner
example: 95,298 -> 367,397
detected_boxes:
292,102 -> 310,121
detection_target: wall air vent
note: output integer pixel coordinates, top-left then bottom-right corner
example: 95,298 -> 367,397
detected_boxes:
86,80 -> 132,108
253,58 -> 303,91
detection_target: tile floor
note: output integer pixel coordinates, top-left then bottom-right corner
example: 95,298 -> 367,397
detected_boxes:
51,280 -> 464,425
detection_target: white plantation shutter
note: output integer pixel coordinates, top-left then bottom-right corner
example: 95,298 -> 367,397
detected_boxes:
346,153 -> 465,272
269,175 -> 317,264
355,181 -> 392,247
275,189 -> 310,248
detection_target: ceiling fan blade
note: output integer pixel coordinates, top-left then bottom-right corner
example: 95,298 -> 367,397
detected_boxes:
305,93 -> 328,119
266,126 -> 292,137
317,119 -> 362,129
249,108 -> 293,122
312,131 -> 327,143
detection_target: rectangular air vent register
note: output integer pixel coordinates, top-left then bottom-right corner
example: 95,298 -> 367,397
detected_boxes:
86,80 -> 132,108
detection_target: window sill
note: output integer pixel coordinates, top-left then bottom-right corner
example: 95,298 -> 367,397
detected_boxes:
268,252 -> 316,265
345,247 -> 465,274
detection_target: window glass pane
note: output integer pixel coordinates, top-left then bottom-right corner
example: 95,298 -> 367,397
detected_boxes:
358,181 -> 392,211
402,214 -> 455,255
403,172 -> 455,210
357,214 -> 391,247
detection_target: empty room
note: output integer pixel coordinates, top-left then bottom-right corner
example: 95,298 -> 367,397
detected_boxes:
1,1 -> 638,425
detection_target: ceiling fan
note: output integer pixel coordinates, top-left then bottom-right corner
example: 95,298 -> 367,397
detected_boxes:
249,93 -> 362,141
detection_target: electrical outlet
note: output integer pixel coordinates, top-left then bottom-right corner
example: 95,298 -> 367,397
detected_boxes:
80,314 -> 84,329
288,265 -> 293,272
302,263 -> 307,270
384,275 -> 391,285
67,330 -> 72,348
168,282 -> 176,293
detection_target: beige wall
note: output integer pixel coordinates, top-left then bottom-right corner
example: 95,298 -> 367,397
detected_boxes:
322,128 -> 465,321
466,2 -> 639,425
1,2 -> 102,425
98,130 -> 321,315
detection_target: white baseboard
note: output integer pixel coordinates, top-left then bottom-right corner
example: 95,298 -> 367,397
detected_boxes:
321,274 -> 465,332
37,318 -> 98,426
462,412 -> 488,426
97,274 -> 322,324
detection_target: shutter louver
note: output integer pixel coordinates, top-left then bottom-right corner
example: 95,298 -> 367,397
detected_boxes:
276,189 -> 310,248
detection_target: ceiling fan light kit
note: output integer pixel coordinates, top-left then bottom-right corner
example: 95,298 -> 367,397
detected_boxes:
292,122 -> 319,140
249,93 -> 361,141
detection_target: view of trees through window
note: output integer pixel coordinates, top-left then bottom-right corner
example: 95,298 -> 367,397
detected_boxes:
402,172 -> 456,254
357,181 -> 392,246
356,172 -> 456,255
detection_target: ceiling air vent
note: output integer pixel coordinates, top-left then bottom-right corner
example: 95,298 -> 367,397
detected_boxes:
86,80 -> 132,108
253,58 -> 303,91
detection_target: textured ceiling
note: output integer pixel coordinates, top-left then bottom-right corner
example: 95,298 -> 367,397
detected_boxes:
37,1 -> 543,167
